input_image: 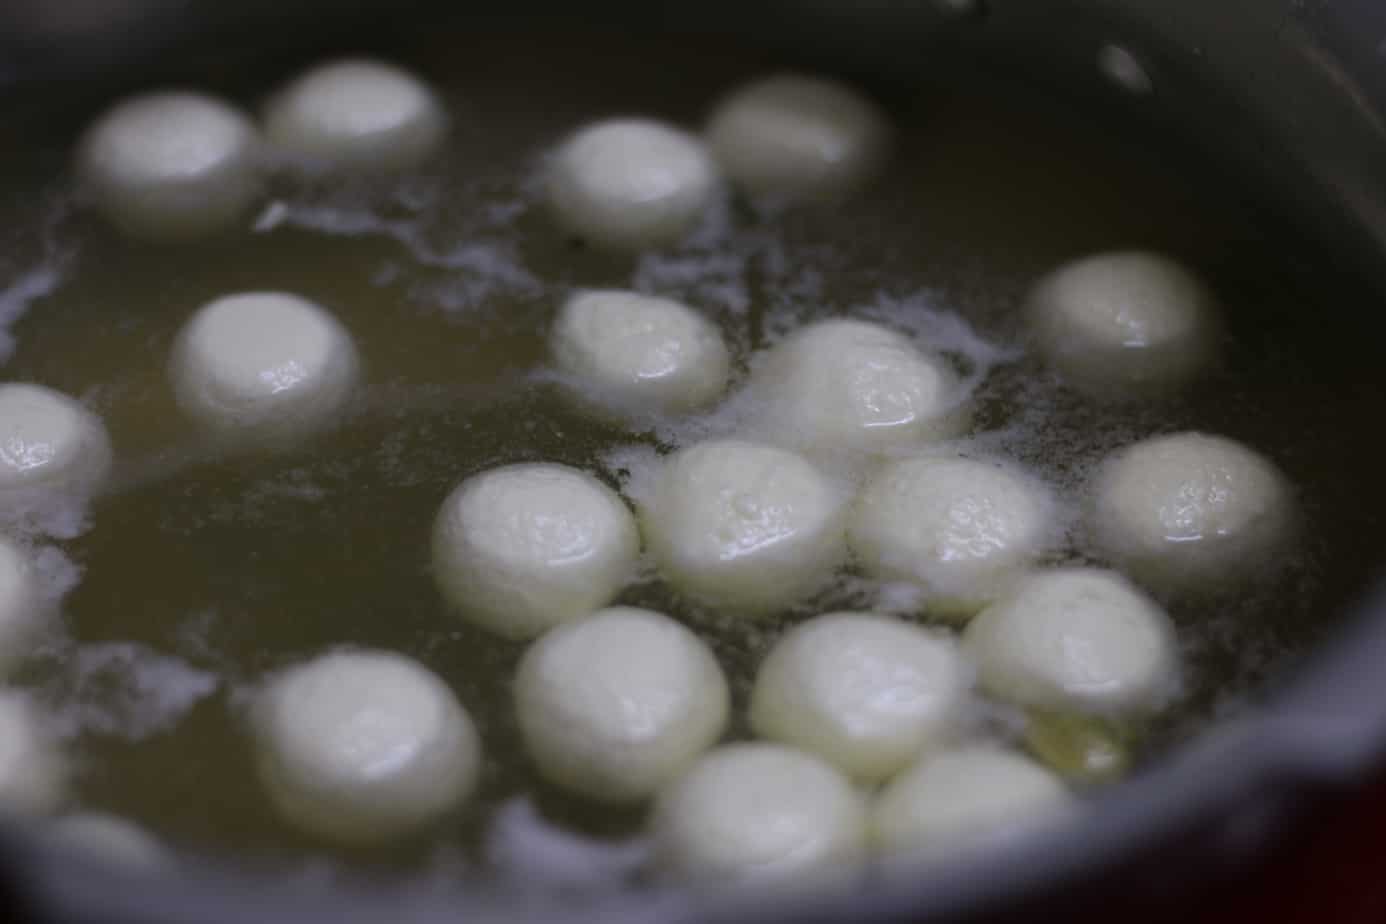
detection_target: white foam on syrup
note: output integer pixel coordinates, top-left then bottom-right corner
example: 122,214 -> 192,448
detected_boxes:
0,265 -> 65,366
24,543 -> 83,613
633,196 -> 827,332
0,195 -> 76,366
47,642 -> 219,741
0,486 -> 98,542
0,542 -> 85,671
252,176 -> 542,316
855,289 -> 1020,396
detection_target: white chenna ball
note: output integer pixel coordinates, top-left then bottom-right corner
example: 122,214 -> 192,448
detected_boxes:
431,463 -> 639,639
706,74 -> 891,202
515,607 -> 728,803
168,292 -> 361,446
48,813 -> 166,872
0,691 -> 66,817
639,440 -> 848,613
872,745 -> 1072,857
849,453 -> 1057,617
0,384 -> 111,501
964,568 -> 1180,715
251,650 -> 481,845
547,118 -> 718,250
550,290 -> 730,416
749,612 -> 968,782
264,58 -> 447,171
751,319 -> 965,456
652,743 -> 867,884
1027,251 -> 1218,396
0,537 -> 39,675
1090,432 -> 1294,595
78,91 -> 262,239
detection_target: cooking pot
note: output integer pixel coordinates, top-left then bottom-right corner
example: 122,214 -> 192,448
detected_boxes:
0,1 -> 1384,921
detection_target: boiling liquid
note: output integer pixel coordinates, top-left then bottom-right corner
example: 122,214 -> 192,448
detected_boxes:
0,27 -> 1382,891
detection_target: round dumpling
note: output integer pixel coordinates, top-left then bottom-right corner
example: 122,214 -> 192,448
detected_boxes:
1089,432 -> 1293,595
706,74 -> 891,201
551,290 -> 730,417
431,463 -> 639,639
849,453 -> 1056,617
751,319 -> 964,456
1026,251 -> 1218,396
168,292 -> 360,447
515,606 -> 728,803
639,440 -> 848,613
749,612 -> 967,782
964,568 -> 1180,715
652,743 -> 867,884
547,118 -> 718,250
78,91 -> 262,239
251,649 -> 481,845
0,384 -> 112,502
873,744 -> 1072,857
264,58 -> 447,171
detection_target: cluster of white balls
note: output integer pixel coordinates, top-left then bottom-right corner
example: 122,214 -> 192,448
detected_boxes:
0,55 -> 1299,887
79,65 -> 893,248
414,245 -> 1292,886
417,70 -> 1296,884
78,59 -> 448,241
0,385 -> 107,824
544,73 -> 894,250
0,293 -> 366,854
0,57 -> 446,861
0,383 -> 176,871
